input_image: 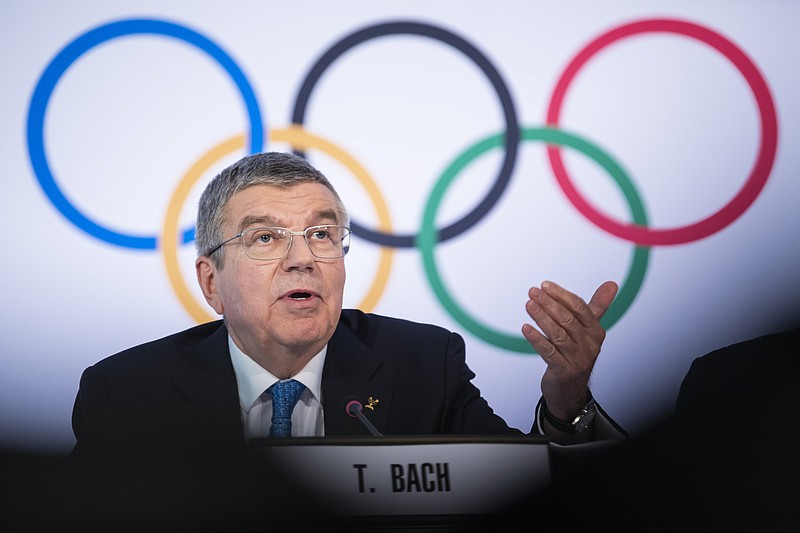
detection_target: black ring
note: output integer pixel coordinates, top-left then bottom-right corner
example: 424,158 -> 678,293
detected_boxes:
291,21 -> 520,248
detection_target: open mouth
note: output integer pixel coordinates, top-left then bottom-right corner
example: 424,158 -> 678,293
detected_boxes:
288,292 -> 313,300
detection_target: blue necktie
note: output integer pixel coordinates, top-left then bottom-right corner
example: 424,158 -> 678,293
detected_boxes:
269,379 -> 306,438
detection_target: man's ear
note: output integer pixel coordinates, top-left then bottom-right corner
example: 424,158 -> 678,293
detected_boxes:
196,256 -> 224,315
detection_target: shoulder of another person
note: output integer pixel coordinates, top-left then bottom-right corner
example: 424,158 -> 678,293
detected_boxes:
696,326 -> 800,368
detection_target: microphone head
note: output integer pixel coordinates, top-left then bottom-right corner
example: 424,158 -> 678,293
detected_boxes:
344,396 -> 363,418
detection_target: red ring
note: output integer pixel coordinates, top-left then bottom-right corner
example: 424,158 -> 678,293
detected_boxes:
546,19 -> 778,246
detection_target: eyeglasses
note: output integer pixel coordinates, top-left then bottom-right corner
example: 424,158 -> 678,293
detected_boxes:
206,225 -> 351,261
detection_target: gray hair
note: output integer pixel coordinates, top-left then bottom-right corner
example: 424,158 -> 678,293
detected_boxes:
196,152 -> 349,268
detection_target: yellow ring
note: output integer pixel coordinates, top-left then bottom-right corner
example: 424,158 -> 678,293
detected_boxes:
161,128 -> 394,323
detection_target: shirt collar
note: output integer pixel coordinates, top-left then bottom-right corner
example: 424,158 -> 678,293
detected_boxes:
228,335 -> 327,413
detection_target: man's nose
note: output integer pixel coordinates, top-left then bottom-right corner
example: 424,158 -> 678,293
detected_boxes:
281,233 -> 315,270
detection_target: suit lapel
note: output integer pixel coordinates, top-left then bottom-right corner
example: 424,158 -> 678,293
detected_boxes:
323,319 -> 393,436
164,318 -> 395,440
170,322 -> 244,449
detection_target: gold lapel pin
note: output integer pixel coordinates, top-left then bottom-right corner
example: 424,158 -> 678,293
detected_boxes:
366,397 -> 380,410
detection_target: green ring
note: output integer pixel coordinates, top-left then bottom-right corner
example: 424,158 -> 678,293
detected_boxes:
417,127 -> 651,354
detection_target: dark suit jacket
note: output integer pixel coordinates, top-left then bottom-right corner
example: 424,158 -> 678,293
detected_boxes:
668,327 -> 800,532
71,309 -> 518,463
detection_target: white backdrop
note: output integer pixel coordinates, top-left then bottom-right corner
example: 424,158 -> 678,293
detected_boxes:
2,0 -> 799,452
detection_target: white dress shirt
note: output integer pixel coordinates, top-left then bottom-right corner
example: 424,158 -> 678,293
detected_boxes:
228,336 -> 326,441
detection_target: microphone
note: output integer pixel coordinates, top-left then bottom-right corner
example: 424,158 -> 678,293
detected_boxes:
344,396 -> 383,437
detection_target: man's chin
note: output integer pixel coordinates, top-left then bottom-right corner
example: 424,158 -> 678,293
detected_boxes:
274,322 -> 332,350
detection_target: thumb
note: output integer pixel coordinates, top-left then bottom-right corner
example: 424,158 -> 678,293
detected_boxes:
589,280 -> 619,320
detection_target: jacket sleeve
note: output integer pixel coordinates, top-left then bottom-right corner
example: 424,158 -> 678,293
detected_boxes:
440,331 -> 521,435
71,364 -> 118,464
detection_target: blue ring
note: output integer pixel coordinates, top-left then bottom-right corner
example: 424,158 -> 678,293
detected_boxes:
26,18 -> 265,249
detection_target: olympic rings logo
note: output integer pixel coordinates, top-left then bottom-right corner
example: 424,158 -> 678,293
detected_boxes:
27,17 -> 778,355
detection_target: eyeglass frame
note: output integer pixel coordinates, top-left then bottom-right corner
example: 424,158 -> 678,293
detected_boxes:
205,224 -> 351,260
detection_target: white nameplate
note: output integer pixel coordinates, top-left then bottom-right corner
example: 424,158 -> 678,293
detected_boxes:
254,436 -> 550,516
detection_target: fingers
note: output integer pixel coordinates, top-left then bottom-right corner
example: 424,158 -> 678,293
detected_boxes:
526,281 -> 590,333
522,280 -> 616,359
588,280 -> 619,320
530,280 -> 618,325
523,281 -> 616,430
522,321 -> 558,360
523,287 -> 577,363
526,287 -> 574,345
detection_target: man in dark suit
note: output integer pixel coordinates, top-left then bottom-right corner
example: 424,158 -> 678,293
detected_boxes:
72,151 -> 622,463
668,326 -> 800,531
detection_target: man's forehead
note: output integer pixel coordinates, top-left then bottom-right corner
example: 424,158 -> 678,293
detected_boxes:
225,182 -> 340,226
